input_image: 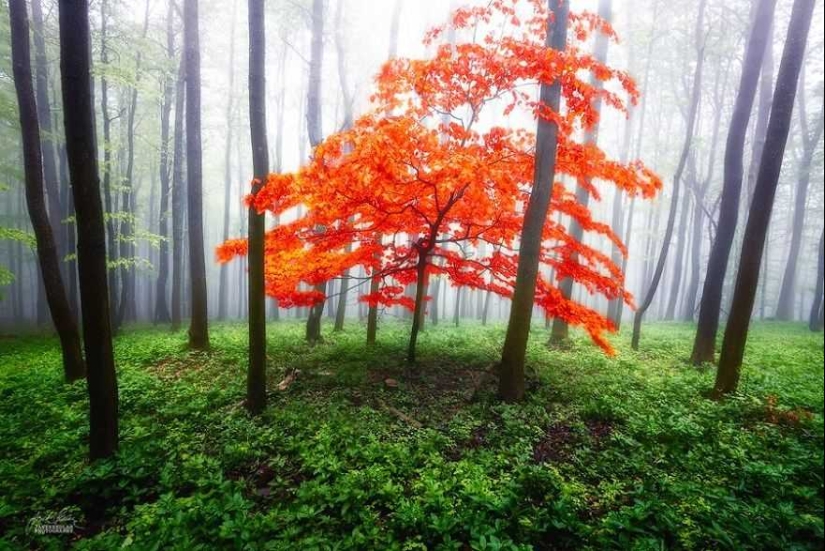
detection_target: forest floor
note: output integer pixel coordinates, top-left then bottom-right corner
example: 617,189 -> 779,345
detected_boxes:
0,321 -> 822,550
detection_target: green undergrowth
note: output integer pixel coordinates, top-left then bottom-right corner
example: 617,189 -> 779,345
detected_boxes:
0,320 -> 822,550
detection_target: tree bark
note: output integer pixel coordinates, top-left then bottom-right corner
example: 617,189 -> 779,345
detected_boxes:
407,250 -> 429,363
714,0 -> 814,397
9,0 -> 85,382
58,0 -> 119,459
690,0 -> 776,363
632,0 -> 707,350
498,0 -> 568,402
99,0 -> 118,321
246,0 -> 269,414
184,0 -> 210,349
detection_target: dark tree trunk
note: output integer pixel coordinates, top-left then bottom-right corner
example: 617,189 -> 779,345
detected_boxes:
407,251 -> 429,363
218,0 -> 238,321
498,0 -> 568,402
184,0 -> 209,349
775,78 -> 823,321
171,58 -> 186,331
58,0 -> 119,460
30,0 -> 66,278
550,0 -> 611,343
155,1 -> 175,325
632,0 -> 707,350
746,20 -> 773,207
714,0 -> 814,397
9,0 -> 85,382
690,0 -> 776,364
246,0 -> 268,415
59,146 -> 79,318
810,228 -> 824,332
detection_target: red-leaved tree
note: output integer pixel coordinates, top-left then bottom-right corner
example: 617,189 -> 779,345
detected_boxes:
219,0 -> 661,362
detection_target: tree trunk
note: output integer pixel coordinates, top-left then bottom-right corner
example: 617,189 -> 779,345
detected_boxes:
632,0 -> 707,350
155,1 -> 175,324
58,0 -> 119,460
690,0 -> 776,363
10,0 -> 85,382
664,182 -> 691,320
498,0 -> 568,402
246,0 -> 269,414
304,0 -> 326,344
407,251 -> 429,363
775,76 -> 823,321
714,0 -> 814,397
550,0 -> 611,343
99,0 -> 118,321
171,58 -> 186,331
184,0 -> 209,349
810,228 -> 824,331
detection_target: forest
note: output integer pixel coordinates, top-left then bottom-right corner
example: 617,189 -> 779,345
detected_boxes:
0,0 -> 822,548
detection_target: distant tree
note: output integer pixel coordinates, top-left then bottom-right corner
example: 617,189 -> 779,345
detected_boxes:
184,0 -> 209,349
9,0 -> 85,382
774,73 -> 824,321
690,0 -> 776,364
154,1 -> 175,325
218,0 -> 239,322
810,227 -> 824,332
99,0 -> 118,320
714,0 -> 815,398
58,0 -> 119,459
632,0 -> 707,350
170,58 -> 186,332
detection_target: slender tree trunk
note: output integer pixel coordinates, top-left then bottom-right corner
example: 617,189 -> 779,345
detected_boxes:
246,0 -> 268,414
58,0 -> 119,460
304,0 -> 326,344
155,2 -> 175,324
366,0 -> 404,344
550,0 -> 611,343
632,0 -> 707,350
810,228 -> 824,331
171,58 -> 186,331
714,0 -> 814,397
59,146 -> 79,318
99,0 -> 119,322
407,251 -> 429,363
184,0 -> 209,349
498,0 -> 568,402
746,21 -> 773,207
775,78 -> 823,320
9,0 -> 85,382
690,0 -> 776,363
665,183 -> 691,320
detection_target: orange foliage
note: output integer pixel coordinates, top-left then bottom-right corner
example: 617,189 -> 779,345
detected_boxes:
218,0 -> 662,353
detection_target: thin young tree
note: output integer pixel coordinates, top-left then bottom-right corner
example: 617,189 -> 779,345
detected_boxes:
246,0 -> 268,414
690,0 -> 776,364
305,0 -> 326,344
170,58 -> 186,331
58,0 -> 119,459
99,0 -> 118,320
774,73 -> 824,320
9,0 -> 85,383
498,0 -> 568,402
810,227 -> 824,332
549,0 -> 611,344
714,0 -> 815,397
184,0 -> 209,349
632,0 -> 707,350
155,1 -> 175,324
218,0 -> 239,321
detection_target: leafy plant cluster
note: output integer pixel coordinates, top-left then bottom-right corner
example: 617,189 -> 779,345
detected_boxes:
0,322 -> 822,550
